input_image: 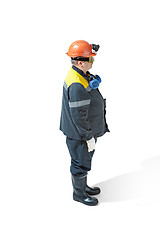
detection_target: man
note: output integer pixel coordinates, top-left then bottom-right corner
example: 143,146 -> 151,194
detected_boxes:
60,40 -> 109,206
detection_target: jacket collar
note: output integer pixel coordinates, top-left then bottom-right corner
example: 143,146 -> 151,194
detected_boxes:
72,65 -> 90,81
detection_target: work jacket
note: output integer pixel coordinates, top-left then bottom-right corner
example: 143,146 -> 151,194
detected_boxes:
60,65 -> 109,141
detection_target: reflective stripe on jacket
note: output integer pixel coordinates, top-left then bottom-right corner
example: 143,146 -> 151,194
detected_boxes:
60,66 -> 109,141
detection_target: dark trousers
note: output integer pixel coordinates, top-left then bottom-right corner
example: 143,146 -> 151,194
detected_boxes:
66,137 -> 96,178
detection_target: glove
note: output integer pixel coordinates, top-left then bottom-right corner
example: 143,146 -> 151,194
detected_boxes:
86,137 -> 96,152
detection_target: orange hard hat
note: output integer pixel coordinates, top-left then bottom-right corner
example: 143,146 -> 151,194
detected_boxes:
66,40 -> 96,58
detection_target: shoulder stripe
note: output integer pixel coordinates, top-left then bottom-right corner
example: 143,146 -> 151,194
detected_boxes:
63,81 -> 68,90
69,99 -> 91,108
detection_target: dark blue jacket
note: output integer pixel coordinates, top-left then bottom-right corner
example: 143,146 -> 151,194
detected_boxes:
60,66 -> 109,141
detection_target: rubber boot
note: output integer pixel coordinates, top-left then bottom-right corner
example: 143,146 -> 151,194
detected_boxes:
85,184 -> 101,196
72,175 -> 98,206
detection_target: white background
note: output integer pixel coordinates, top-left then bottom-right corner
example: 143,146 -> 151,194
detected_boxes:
0,0 -> 160,239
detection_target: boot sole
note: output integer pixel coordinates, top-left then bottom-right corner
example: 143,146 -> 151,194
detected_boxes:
86,190 -> 101,196
73,194 -> 99,206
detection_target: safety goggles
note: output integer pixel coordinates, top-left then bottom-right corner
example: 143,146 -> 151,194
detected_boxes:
71,56 -> 94,63
88,56 -> 94,64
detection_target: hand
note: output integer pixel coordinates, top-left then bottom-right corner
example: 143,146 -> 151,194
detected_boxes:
86,137 -> 96,152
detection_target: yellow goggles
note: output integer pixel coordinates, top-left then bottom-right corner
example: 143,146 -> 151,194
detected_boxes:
89,57 -> 94,64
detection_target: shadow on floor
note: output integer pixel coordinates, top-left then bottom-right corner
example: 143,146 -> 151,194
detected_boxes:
93,156 -> 160,203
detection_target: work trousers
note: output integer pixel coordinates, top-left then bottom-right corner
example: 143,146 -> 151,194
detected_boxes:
66,137 -> 96,178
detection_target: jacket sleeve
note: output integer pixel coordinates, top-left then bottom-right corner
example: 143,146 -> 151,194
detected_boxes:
68,83 -> 93,141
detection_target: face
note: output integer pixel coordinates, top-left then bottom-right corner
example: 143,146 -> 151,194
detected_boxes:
78,57 -> 94,73
82,61 -> 93,72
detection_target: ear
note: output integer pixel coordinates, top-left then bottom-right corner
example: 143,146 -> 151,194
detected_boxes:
77,61 -> 83,67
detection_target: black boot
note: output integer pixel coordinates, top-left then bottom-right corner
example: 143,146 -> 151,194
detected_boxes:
72,175 -> 98,206
85,185 -> 101,196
